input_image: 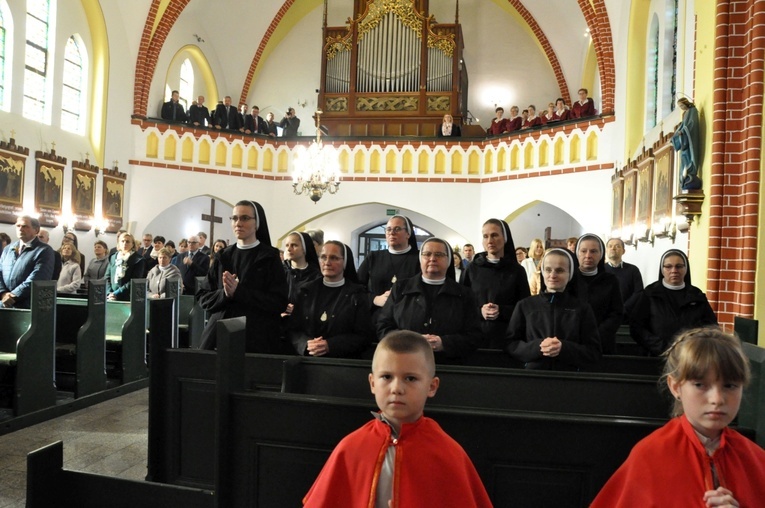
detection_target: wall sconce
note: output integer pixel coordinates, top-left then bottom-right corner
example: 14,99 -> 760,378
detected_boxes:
652,217 -> 677,243
635,223 -> 653,246
92,217 -> 109,236
296,99 -> 307,108
58,214 -> 77,233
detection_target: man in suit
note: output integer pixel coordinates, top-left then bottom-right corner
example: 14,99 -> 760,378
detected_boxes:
244,105 -> 267,135
0,216 -> 55,308
181,235 -> 210,295
188,95 -> 210,126
214,96 -> 242,131
136,234 -> 153,259
161,90 -> 187,122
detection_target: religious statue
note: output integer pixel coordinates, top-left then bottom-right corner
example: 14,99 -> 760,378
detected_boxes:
671,98 -> 702,190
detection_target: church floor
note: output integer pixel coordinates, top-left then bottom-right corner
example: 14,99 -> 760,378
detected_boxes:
0,388 -> 149,507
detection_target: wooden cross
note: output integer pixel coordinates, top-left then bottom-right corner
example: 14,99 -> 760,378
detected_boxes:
9,129 -> 15,139
201,198 -> 223,242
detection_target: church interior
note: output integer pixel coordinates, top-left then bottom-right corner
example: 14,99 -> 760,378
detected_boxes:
1,0 -> 764,506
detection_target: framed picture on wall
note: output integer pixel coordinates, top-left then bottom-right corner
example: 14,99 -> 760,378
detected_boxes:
636,155 -> 654,225
35,150 -> 67,227
611,176 -> 623,232
653,143 -> 674,221
622,169 -> 637,232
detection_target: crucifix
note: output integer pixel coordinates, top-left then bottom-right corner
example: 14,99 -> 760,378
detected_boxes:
201,198 -> 223,242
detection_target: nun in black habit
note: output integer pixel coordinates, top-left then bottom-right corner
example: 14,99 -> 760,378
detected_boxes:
357,214 -> 421,318
198,200 -> 289,353
287,241 -> 373,358
462,219 -> 530,348
629,249 -> 717,356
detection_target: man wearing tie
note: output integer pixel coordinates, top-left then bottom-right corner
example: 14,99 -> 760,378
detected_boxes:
0,216 -> 55,308
244,105 -> 267,135
161,90 -> 187,122
181,235 -> 210,295
214,96 -> 242,131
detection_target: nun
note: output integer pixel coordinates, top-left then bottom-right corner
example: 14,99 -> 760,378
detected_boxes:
287,241 -> 373,358
198,199 -> 289,353
629,249 -> 717,356
282,231 -> 322,314
505,248 -> 601,370
377,237 -> 482,361
462,219 -> 531,348
357,214 -> 421,319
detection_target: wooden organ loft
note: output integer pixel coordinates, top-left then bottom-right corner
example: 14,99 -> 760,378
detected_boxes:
319,0 -> 468,137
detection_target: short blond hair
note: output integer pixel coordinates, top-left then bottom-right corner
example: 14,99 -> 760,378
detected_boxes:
374,331 -> 435,377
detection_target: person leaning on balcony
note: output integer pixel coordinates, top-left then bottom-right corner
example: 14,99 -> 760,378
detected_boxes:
437,114 -> 461,137
487,107 -> 511,136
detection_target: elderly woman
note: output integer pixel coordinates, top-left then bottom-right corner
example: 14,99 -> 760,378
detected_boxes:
104,232 -> 145,301
57,243 -> 83,294
287,241 -> 373,358
378,237 -> 481,361
629,249 -> 717,356
462,219 -> 530,348
506,248 -> 601,370
146,247 -> 182,298
437,114 -> 461,137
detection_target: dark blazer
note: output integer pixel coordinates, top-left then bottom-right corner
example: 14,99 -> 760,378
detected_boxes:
104,252 -> 145,301
214,104 -> 242,130
436,124 -> 462,137
288,279 -> 373,358
244,114 -> 268,135
570,271 -> 624,354
161,100 -> 187,122
179,250 -> 210,295
188,104 -> 210,126
0,239 -> 55,308
377,276 -> 482,361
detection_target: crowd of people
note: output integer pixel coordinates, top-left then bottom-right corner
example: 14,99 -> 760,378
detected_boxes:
0,207 -> 720,366
160,91 -> 301,138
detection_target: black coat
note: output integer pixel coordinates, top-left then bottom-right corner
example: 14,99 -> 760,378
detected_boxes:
570,270 -> 624,354
462,253 -> 531,348
377,276 -> 482,361
161,100 -> 187,122
505,290 -> 602,370
214,104 -> 242,130
288,279 -> 373,358
104,252 -> 145,301
358,249 -> 421,315
198,244 -> 289,353
629,281 -> 718,356
179,250 -> 210,295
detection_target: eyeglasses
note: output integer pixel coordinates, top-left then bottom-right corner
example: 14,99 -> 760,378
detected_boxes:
385,226 -> 406,234
421,252 -> 448,259
662,264 -> 686,271
319,255 -> 343,263
229,215 -> 255,222
188,241 -> 199,244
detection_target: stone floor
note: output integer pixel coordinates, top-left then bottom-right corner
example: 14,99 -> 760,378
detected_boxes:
0,388 -> 149,508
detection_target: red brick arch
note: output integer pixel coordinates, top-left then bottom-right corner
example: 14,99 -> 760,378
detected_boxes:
577,0 -> 615,114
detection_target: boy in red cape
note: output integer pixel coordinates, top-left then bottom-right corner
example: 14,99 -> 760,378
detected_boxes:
303,330 -> 493,508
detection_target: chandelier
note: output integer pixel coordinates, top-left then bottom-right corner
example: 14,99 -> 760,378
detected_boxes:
292,110 -> 341,203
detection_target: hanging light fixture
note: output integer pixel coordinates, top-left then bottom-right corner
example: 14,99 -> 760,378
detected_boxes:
292,110 -> 341,203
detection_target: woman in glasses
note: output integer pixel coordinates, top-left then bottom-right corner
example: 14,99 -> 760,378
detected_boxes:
198,200 -> 289,353
377,237 -> 481,362
357,215 -> 421,320
287,241 -> 373,358
629,249 -> 717,356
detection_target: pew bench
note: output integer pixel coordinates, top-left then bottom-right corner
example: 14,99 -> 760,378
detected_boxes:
104,279 -> 148,383
55,280 -> 107,397
0,281 -> 57,416
26,441 -> 215,508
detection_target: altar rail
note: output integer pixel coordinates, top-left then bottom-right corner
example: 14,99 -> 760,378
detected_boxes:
130,116 -> 616,181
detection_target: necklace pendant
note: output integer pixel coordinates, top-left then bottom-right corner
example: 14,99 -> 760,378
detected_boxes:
320,311 -> 327,322
391,275 -> 397,283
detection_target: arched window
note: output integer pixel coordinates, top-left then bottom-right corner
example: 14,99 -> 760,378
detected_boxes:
23,0 -> 54,123
645,16 -> 659,130
663,0 -> 679,113
61,35 -> 86,133
0,1 -> 11,111
179,58 -> 193,110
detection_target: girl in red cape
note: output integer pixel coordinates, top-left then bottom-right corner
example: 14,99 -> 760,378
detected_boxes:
591,328 -> 765,507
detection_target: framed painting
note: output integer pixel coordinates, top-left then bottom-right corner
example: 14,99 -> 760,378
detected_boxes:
611,176 -> 624,233
622,170 -> 637,233
72,159 -> 100,231
653,143 -> 674,221
636,156 -> 654,225
35,150 -> 68,227
102,167 -> 126,233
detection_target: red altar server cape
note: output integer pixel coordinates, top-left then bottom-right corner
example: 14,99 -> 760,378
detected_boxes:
303,415 -> 493,508
591,415 -> 765,507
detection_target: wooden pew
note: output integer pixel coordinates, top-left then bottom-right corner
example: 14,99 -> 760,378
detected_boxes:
740,342 -> 765,447
212,320 -> 664,508
105,279 -> 148,383
55,279 -> 107,398
463,348 -> 663,375
0,281 -> 57,416
281,357 -> 670,419
26,441 -> 215,508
